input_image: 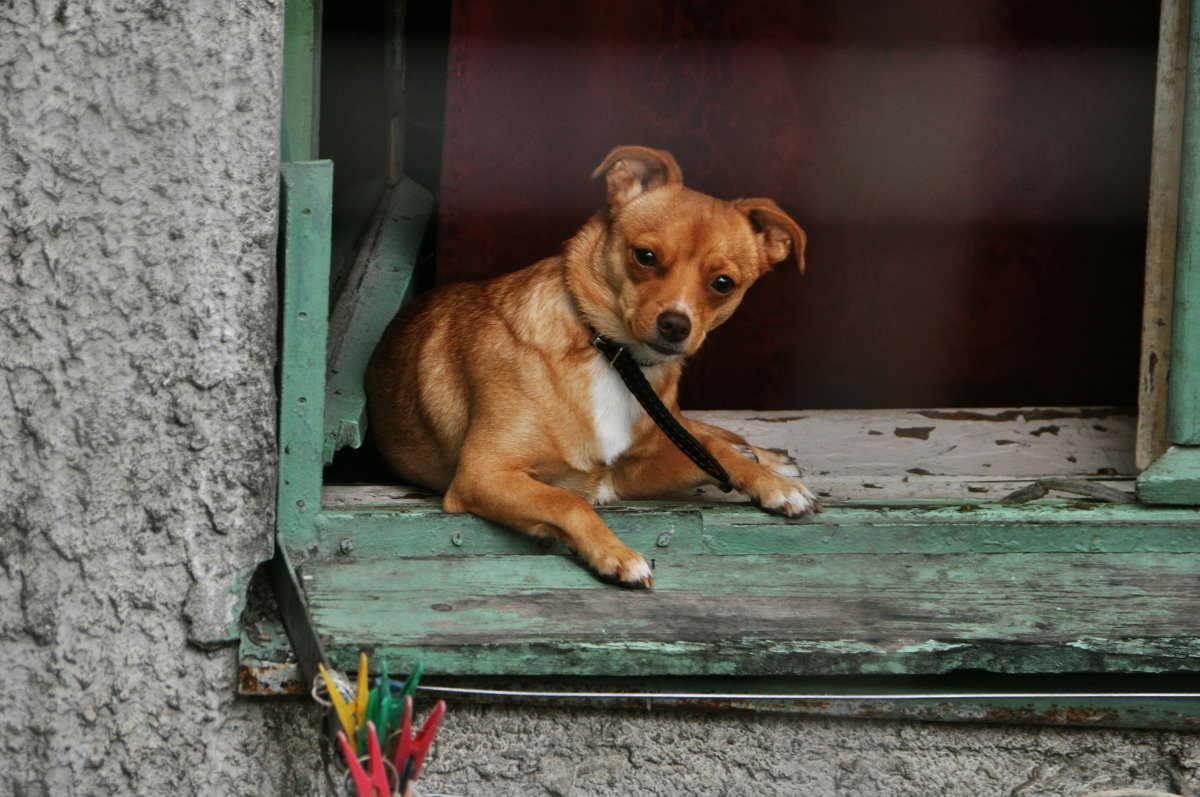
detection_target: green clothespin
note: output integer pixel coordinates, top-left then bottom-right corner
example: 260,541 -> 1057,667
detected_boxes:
358,685 -> 379,753
381,661 -> 424,740
373,659 -> 391,744
386,683 -> 407,731
399,661 -> 424,701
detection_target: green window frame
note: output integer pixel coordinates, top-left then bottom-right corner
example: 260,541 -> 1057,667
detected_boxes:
242,0 -> 1200,728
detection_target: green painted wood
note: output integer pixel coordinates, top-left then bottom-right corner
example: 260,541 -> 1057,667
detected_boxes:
281,0 -> 320,162
278,161 -> 334,552
316,505 -> 704,558
1137,445 -> 1200,503
323,178 -> 435,463
300,549 -> 1200,677
236,614 -> 1200,728
296,496 -> 1200,682
313,500 -> 1200,559
1168,0 -> 1200,444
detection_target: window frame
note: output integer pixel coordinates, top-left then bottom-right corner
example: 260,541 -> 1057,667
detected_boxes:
251,0 -> 1200,728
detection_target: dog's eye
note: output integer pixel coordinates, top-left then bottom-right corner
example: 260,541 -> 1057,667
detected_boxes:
711,275 -> 737,294
633,248 -> 657,268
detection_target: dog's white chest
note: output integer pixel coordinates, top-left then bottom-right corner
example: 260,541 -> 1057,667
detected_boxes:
588,355 -> 644,465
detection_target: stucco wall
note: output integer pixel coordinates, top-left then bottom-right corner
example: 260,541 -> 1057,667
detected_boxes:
0,1 -> 322,793
2,1 -> 1199,796
418,706 -> 1200,796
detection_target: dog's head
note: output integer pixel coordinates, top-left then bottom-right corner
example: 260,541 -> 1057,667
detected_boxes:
578,145 -> 806,364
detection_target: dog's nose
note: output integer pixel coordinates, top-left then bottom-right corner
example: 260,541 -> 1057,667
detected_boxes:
656,310 -> 692,344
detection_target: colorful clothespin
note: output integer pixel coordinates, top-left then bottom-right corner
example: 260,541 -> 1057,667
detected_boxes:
319,654 -> 441,794
398,661 -> 424,701
338,721 -> 392,797
410,699 -> 445,780
358,658 -> 393,753
392,696 -> 446,794
354,652 -> 370,733
379,661 -> 424,723
318,662 -> 357,750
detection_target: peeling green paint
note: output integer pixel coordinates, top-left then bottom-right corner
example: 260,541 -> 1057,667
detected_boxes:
322,178 -> 435,463
1137,445 -> 1200,504
277,161 -> 332,552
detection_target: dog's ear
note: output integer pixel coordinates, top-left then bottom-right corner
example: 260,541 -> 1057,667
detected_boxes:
735,199 -> 807,274
591,146 -> 684,208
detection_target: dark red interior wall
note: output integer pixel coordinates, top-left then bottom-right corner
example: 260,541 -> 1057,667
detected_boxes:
436,0 -> 1158,410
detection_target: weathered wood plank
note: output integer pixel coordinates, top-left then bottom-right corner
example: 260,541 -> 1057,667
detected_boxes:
324,478 -> 1139,507
278,162 -> 334,551
280,0 -> 320,162
1168,0 -> 1200,445
1139,0 -> 1190,469
312,500 -> 1200,559
689,408 -> 1134,502
700,407 -> 1133,476
236,617 -> 1200,730
325,407 -> 1136,504
1137,444 -> 1200,503
301,551 -> 1200,676
323,178 -> 434,462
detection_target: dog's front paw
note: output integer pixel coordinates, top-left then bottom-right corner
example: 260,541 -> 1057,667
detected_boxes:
752,472 -> 822,518
735,443 -> 804,479
758,447 -> 803,479
593,546 -> 655,589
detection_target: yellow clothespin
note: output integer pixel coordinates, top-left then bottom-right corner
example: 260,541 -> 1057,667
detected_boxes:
318,662 -> 357,750
354,652 -> 370,732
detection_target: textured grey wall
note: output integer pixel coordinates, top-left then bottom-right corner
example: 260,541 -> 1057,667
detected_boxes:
2,1 -> 1199,795
418,706 -> 1200,796
0,1 -> 319,793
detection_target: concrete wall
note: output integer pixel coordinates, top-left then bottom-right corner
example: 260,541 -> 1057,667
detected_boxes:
0,1 -> 323,793
421,707 -> 1200,796
1,2 -> 1198,795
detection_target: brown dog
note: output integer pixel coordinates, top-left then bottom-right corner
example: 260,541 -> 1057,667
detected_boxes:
366,146 -> 818,587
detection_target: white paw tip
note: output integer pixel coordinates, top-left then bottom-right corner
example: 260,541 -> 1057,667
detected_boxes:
763,488 -> 820,518
622,559 -> 655,587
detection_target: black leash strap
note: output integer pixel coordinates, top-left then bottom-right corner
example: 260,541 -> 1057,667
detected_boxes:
591,333 -> 733,492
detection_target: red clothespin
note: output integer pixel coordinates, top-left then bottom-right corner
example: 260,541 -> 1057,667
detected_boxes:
392,697 -> 446,792
338,721 -> 392,797
410,699 -> 446,778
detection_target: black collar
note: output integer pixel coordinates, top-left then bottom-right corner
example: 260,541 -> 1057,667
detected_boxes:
589,330 -> 657,368
589,331 -> 732,492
